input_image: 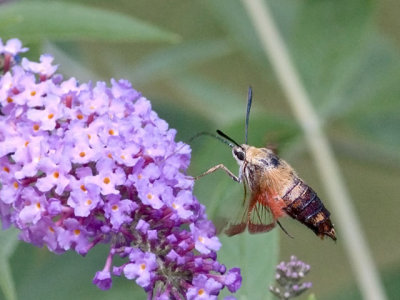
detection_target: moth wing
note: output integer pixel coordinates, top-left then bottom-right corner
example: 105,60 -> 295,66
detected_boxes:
247,191 -> 277,234
216,182 -> 250,236
223,193 -> 250,236
223,189 -> 276,236
210,181 -> 246,235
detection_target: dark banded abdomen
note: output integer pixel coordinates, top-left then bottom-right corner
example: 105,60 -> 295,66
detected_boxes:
282,180 -> 336,241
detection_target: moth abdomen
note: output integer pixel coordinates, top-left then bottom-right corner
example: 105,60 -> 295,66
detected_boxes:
283,181 -> 336,240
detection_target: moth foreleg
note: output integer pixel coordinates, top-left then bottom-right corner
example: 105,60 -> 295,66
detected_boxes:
194,164 -> 240,182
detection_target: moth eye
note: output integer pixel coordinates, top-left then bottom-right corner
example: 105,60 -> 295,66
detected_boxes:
234,150 -> 245,161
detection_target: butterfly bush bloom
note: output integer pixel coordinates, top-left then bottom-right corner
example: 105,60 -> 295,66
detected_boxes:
269,256 -> 312,300
0,38 -> 241,299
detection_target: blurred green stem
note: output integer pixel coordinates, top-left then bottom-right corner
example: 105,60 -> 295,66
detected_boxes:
241,1 -> 387,300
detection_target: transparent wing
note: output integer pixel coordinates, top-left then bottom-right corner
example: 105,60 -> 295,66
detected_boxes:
247,199 -> 276,234
223,187 -> 277,236
214,182 -> 249,235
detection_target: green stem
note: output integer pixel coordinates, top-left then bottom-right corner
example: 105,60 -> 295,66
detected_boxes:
241,1 -> 387,300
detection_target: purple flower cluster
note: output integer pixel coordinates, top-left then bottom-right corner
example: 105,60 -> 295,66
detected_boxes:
0,38 -> 241,299
269,256 -> 312,300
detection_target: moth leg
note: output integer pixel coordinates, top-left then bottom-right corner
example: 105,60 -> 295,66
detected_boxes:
277,220 -> 294,239
194,164 -> 240,182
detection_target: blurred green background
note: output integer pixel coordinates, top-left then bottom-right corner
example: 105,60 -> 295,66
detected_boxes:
0,0 -> 399,299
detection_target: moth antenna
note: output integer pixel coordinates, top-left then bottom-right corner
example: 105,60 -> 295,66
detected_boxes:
277,220 -> 294,239
216,130 -> 241,148
245,86 -> 253,144
190,131 -> 235,148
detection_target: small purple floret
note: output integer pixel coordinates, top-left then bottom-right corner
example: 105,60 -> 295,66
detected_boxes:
269,256 -> 312,299
93,270 -> 112,290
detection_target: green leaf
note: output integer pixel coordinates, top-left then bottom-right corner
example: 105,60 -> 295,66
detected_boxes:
206,0 -> 267,68
219,231 -> 279,300
290,0 -> 372,108
0,227 -> 19,258
0,1 -> 179,43
0,228 -> 19,300
0,259 -> 16,300
336,35 -> 400,149
324,264 -> 400,300
174,74 -> 249,126
42,41 -> 98,82
172,74 -> 301,141
307,293 -> 317,300
130,39 -> 233,85
319,34 -> 400,123
11,243 -> 146,300
206,0 -> 301,76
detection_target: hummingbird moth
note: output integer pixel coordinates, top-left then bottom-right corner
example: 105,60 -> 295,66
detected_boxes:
196,87 -> 336,241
